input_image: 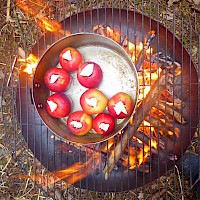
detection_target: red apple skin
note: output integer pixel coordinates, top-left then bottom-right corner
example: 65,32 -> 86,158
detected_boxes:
93,113 -> 115,135
59,47 -> 83,72
67,111 -> 93,136
77,61 -> 103,88
46,93 -> 71,118
80,88 -> 108,115
44,67 -> 71,92
108,92 -> 134,119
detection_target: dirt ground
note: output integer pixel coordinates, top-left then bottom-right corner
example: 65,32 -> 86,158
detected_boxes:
0,0 -> 200,199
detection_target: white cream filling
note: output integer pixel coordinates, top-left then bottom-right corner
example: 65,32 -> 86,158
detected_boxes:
99,122 -> 110,131
47,100 -> 57,112
79,63 -> 94,76
70,121 -> 83,129
85,97 -> 98,107
62,50 -> 72,61
114,101 -> 128,115
50,74 -> 60,83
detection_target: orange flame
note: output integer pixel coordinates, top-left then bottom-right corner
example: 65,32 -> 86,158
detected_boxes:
123,148 -> 148,170
36,14 -> 62,33
105,26 -> 121,43
13,152 -> 100,187
18,54 -> 39,75
103,138 -> 114,151
16,0 -> 63,33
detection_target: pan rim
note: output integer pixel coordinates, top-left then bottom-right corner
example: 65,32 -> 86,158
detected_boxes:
32,32 -> 139,145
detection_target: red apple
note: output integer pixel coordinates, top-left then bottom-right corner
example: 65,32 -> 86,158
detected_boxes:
46,93 -> 71,118
77,61 -> 103,88
44,67 -> 71,92
59,47 -> 83,72
108,92 -> 134,119
80,88 -> 108,115
67,111 -> 93,136
93,113 -> 115,135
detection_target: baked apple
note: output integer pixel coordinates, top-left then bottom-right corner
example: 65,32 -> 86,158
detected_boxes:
80,88 -> 108,115
59,47 -> 83,72
93,113 -> 115,135
46,93 -> 71,118
77,61 -> 103,88
44,67 -> 71,92
108,92 -> 134,119
67,111 -> 93,136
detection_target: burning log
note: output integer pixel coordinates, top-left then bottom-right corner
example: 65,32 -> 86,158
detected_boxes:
154,101 -> 187,124
103,73 -> 166,180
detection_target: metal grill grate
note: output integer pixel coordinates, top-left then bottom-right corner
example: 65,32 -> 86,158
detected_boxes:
1,0 -> 200,199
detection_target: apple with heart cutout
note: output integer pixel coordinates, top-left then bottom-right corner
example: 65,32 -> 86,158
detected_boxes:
67,110 -> 93,136
108,92 -> 134,119
93,113 -> 115,135
59,47 -> 83,72
77,61 -> 103,88
80,88 -> 108,115
44,67 -> 71,92
46,93 -> 71,118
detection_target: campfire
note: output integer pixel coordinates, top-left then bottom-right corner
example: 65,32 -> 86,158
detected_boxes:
16,20 -> 187,186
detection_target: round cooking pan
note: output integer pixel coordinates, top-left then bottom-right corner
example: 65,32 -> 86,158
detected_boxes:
33,33 -> 139,144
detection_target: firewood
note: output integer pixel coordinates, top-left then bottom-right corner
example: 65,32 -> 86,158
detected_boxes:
103,73 -> 166,179
154,101 -> 187,124
129,140 -> 177,161
144,115 -> 167,135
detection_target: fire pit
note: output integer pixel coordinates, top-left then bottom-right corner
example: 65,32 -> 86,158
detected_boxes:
14,7 -> 199,192
1,0 -> 199,198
